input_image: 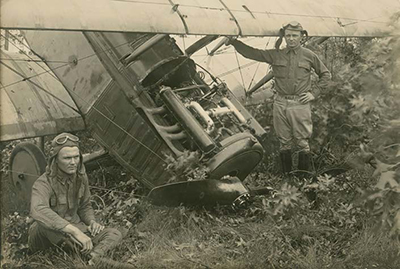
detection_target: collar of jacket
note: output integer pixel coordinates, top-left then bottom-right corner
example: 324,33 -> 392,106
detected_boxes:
55,169 -> 76,185
285,45 -> 301,54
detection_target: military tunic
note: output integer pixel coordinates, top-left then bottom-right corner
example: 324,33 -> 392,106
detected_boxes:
231,40 -> 331,151
28,170 -> 121,257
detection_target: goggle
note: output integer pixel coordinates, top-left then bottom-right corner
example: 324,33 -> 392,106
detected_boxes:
285,21 -> 301,27
283,21 -> 303,30
55,134 -> 80,145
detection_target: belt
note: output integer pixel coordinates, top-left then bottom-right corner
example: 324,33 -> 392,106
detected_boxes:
277,93 -> 300,100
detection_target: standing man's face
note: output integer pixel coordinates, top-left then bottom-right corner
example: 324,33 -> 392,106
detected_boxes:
284,29 -> 302,48
57,146 -> 80,175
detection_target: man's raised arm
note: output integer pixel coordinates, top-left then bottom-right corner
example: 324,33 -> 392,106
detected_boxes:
229,39 -> 274,64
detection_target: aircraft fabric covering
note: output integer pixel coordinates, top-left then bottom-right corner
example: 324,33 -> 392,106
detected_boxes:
0,51 -> 85,141
1,0 -> 399,37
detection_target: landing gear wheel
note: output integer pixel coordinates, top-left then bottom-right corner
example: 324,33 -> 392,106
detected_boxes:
9,142 -> 46,213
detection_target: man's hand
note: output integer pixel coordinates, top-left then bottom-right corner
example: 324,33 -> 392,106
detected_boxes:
62,224 -> 93,254
224,36 -> 236,46
88,220 -> 105,237
299,92 -> 315,104
73,231 -> 93,254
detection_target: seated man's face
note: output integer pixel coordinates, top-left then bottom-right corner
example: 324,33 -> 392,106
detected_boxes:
57,146 -> 80,175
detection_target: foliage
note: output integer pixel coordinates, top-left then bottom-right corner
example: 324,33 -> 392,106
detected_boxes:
315,37 -> 400,235
1,213 -> 30,266
2,144 -> 400,268
2,36 -> 400,268
114,170 -> 400,269
165,150 -> 208,182
360,167 -> 400,236
249,36 -> 400,236
312,37 -> 400,154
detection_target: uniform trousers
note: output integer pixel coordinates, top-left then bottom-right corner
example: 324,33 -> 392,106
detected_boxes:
28,221 -> 122,257
273,94 -> 313,152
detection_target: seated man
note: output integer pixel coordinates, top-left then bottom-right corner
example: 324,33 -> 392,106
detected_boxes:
28,132 -> 122,263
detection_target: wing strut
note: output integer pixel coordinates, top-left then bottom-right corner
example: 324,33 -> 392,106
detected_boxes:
185,35 -> 219,56
219,0 -> 242,36
234,49 -> 246,97
247,37 -> 271,92
247,71 -> 274,96
168,0 -> 189,34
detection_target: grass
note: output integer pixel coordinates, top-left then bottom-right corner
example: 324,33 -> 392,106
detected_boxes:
2,193 -> 400,268
113,205 -> 399,269
2,140 -> 400,268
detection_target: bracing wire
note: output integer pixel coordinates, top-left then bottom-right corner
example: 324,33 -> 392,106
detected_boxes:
61,79 -> 169,164
1,33 -> 78,105
1,32 -> 82,113
5,31 -> 61,82
0,33 -> 134,90
111,0 -> 389,24
1,34 -> 169,164
0,61 -> 81,114
233,49 -> 246,96
217,61 -> 257,78
247,37 -> 271,91
0,58 -> 68,64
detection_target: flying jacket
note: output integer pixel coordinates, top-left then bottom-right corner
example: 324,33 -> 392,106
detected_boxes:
30,170 -> 95,231
231,39 -> 331,98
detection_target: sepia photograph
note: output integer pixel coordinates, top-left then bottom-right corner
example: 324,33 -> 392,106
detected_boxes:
1,0 -> 400,268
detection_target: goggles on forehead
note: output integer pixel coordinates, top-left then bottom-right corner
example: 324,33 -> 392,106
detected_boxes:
283,21 -> 303,31
286,21 -> 301,27
55,134 -> 80,145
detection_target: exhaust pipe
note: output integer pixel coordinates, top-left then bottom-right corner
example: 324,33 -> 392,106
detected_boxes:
160,87 -> 216,153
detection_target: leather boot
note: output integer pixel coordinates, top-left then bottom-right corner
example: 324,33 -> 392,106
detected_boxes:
298,151 -> 317,204
298,151 -> 312,178
279,150 -> 292,174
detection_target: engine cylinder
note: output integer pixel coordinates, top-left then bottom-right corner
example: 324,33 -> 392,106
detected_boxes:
160,87 -> 216,153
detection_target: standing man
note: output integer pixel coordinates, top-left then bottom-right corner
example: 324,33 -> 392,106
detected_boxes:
227,21 -> 331,176
28,133 -> 122,264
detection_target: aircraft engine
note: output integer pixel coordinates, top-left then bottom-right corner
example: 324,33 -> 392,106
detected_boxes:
106,33 -> 267,180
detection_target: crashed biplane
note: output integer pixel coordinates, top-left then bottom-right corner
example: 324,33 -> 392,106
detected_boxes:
1,0 -> 399,208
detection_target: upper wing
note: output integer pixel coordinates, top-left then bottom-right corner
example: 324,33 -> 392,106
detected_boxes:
0,50 -> 85,142
1,0 -> 399,37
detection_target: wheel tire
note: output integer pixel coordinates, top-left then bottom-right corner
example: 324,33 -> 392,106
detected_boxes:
9,142 -> 46,213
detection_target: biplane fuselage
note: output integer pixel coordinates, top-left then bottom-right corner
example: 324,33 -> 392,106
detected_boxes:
4,30 -> 267,207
